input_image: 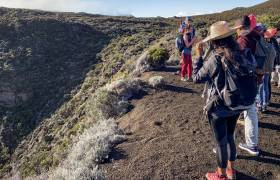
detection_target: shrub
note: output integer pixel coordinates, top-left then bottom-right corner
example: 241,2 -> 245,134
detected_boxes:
134,51 -> 151,74
166,54 -> 180,66
148,76 -> 165,88
49,118 -> 125,180
257,14 -> 280,29
147,47 -> 169,69
87,88 -> 127,119
106,78 -> 145,100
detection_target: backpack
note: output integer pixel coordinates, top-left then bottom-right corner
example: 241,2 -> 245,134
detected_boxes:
263,42 -> 276,73
215,50 -> 258,111
254,36 -> 270,72
175,34 -> 185,53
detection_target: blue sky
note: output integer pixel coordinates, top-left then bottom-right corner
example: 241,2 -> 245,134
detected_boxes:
0,0 -> 267,17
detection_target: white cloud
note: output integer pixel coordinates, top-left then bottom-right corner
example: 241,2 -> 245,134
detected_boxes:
176,11 -> 187,17
176,10 -> 216,17
0,0 -> 99,13
0,0 -> 133,16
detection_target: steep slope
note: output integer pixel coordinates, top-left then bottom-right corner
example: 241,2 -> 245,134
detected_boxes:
0,7 -> 174,177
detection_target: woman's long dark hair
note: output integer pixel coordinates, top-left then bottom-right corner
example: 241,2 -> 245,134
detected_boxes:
211,36 -> 240,61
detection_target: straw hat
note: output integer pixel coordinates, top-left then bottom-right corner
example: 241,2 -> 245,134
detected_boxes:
264,28 -> 278,38
202,21 -> 235,43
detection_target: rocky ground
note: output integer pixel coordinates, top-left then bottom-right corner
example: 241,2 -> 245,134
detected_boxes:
101,67 -> 280,180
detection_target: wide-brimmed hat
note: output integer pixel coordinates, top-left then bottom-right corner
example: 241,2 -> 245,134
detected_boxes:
264,28 -> 278,38
202,21 -> 235,43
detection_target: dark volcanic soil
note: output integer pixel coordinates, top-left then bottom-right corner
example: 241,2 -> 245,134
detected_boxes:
101,67 -> 280,180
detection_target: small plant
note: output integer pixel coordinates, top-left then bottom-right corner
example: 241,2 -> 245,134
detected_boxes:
106,78 -> 144,100
87,88 -> 122,119
134,51 -> 151,74
148,76 -> 165,88
147,47 -> 169,69
166,55 -> 180,66
50,118 -> 125,180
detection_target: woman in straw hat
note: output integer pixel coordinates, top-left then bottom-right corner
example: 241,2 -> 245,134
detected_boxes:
193,21 -> 241,180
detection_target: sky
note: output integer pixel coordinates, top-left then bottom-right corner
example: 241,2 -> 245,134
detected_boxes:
0,0 -> 267,17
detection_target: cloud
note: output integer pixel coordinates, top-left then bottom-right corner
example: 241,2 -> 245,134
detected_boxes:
0,0 -> 133,16
176,11 -> 187,17
0,0 -> 99,13
176,10 -> 216,17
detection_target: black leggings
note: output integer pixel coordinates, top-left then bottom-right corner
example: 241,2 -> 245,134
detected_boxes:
268,75 -> 271,102
208,114 -> 240,168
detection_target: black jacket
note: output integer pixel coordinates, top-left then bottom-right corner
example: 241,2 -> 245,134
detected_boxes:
193,53 -> 240,119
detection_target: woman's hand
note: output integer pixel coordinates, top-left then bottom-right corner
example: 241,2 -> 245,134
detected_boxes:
196,42 -> 204,58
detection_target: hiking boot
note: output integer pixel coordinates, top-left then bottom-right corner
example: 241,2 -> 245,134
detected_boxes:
206,171 -> 228,180
238,143 -> 259,156
186,77 -> 193,82
226,169 -> 236,180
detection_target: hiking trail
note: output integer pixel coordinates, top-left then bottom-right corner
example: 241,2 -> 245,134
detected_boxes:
101,67 -> 280,180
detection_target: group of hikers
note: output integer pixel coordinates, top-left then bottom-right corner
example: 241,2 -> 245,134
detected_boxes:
176,15 -> 280,180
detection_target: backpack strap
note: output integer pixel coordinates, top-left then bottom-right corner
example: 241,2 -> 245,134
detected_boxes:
211,54 -> 226,101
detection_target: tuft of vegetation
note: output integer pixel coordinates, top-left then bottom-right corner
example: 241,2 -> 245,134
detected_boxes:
87,88 -> 129,119
49,118 -> 125,180
147,47 -> 169,69
148,76 -> 165,88
257,14 -> 280,29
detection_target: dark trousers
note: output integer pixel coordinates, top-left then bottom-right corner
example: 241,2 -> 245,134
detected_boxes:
268,74 -> 271,102
208,114 -> 240,168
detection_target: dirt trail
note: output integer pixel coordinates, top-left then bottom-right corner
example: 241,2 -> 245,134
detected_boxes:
101,67 -> 280,180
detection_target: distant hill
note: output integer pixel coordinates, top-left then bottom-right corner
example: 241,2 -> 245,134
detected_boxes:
173,0 -> 280,36
194,0 -> 280,22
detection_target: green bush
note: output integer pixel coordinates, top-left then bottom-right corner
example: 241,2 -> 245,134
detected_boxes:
147,47 -> 169,68
257,14 -> 280,29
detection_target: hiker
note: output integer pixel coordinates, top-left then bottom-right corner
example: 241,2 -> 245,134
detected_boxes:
193,21 -> 257,180
175,24 -> 185,76
234,15 -> 262,155
254,23 -> 274,111
269,28 -> 280,88
181,17 -> 196,82
259,29 -> 277,110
